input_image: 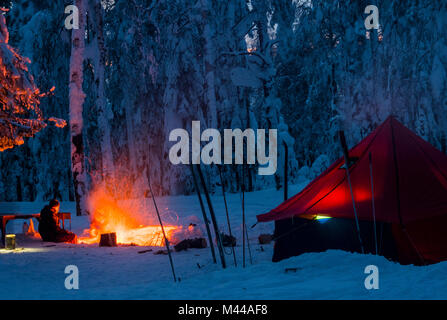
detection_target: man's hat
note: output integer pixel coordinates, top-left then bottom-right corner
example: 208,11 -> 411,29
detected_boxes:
49,199 -> 60,208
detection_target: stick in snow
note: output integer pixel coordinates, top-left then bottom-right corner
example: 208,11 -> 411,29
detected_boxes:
196,164 -> 227,269
138,249 -> 153,254
218,165 -> 237,267
190,164 -> 217,264
146,172 -> 177,282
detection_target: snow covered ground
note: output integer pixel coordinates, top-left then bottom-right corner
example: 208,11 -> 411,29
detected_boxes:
1,183 -> 447,300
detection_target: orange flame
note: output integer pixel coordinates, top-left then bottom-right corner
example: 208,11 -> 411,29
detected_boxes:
78,188 -> 179,246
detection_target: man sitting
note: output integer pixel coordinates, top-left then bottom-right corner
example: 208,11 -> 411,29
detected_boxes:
38,199 -> 77,244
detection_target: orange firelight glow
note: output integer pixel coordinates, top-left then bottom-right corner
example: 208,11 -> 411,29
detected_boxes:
78,189 -> 179,246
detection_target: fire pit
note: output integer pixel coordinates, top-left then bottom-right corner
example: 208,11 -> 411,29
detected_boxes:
78,189 -> 180,247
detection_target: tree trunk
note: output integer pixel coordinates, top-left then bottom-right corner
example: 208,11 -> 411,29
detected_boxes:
69,0 -> 88,216
88,0 -> 116,192
201,0 -> 217,129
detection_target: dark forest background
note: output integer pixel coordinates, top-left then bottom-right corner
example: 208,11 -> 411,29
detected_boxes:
1,0 -> 446,201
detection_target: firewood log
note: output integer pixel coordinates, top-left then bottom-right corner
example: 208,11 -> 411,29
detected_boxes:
99,233 -> 117,247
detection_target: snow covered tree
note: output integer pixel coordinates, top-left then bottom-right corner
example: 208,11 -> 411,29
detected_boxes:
0,9 -> 48,152
84,0 -> 116,194
69,0 -> 88,215
2,0 -> 446,201
0,5 -> 68,202
0,1 -> 74,202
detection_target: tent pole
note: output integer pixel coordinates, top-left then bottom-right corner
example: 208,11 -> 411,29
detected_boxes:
146,172 -> 177,282
242,164 -> 253,266
369,152 -> 379,255
190,164 -> 217,264
284,141 -> 289,202
338,131 -> 365,254
218,165 -> 237,267
196,164 -> 227,269
245,216 -> 253,265
242,166 -> 246,268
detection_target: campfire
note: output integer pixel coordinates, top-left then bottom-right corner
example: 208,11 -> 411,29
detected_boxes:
78,189 -> 182,247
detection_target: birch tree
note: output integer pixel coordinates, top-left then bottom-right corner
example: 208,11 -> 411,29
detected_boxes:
69,0 -> 88,215
201,0 -> 218,129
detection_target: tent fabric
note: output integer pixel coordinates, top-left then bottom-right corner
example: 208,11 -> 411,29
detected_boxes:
257,116 -> 447,265
257,116 -> 447,224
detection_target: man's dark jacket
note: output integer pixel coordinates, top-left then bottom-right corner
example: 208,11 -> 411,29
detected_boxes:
38,205 -> 76,243
38,205 -> 62,239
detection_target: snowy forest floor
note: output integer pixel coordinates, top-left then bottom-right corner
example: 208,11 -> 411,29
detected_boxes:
1,183 -> 447,300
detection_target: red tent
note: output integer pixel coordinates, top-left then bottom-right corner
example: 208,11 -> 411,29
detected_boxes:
257,116 -> 447,265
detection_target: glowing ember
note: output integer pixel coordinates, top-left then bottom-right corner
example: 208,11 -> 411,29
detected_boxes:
78,189 -> 179,246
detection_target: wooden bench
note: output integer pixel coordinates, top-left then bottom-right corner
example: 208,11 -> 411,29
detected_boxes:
0,212 -> 71,245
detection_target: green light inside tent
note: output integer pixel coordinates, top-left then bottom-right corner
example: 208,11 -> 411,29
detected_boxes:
314,215 -> 332,220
